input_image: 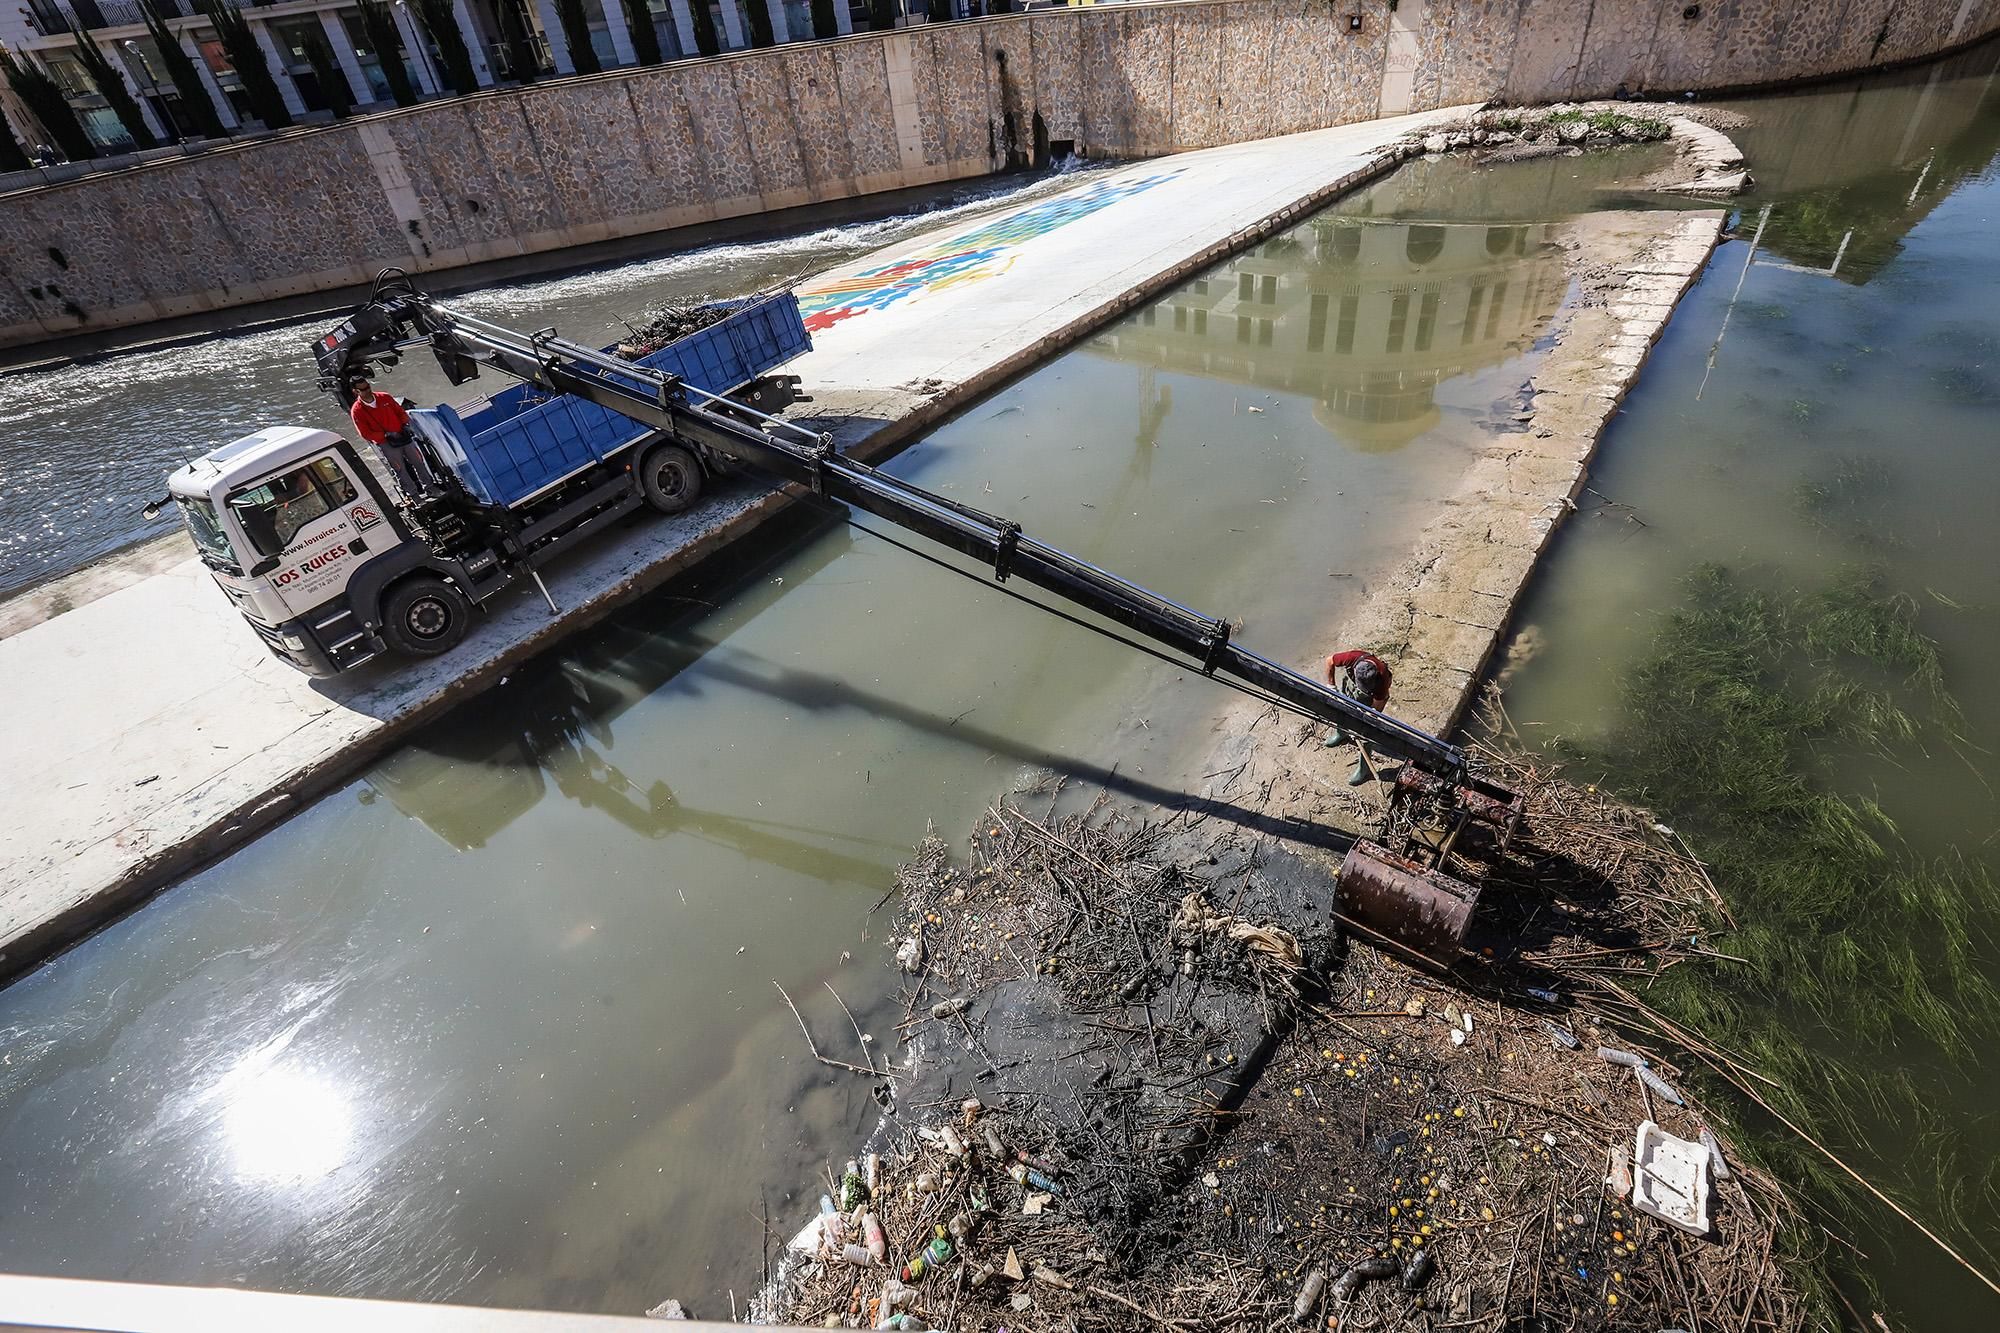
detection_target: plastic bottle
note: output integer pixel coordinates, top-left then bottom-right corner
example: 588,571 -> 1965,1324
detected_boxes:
862,1212 -> 887,1263
840,1160 -> 867,1212
1009,1162 -> 1062,1195
981,1123 -> 1006,1159
864,1153 -> 881,1197
818,1195 -> 846,1249
1699,1127 -> 1732,1180
1525,986 -> 1561,1003
1637,1065 -> 1686,1106
842,1243 -> 873,1267
1597,1046 -> 1646,1069
938,1125 -> 966,1157
900,1226 -> 953,1281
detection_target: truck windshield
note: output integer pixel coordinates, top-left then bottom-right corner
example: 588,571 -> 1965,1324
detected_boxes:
175,495 -> 241,573
227,458 -> 358,558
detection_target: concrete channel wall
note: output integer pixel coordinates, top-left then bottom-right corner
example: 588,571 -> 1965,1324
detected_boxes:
3,0 -> 1996,351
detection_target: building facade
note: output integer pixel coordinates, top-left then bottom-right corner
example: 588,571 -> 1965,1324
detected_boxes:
1,0 -> 1008,155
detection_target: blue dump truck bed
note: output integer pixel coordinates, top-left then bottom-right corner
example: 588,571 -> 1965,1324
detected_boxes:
413,291 -> 810,510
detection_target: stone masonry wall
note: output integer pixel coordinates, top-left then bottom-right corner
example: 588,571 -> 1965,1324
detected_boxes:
4,0 -> 1997,350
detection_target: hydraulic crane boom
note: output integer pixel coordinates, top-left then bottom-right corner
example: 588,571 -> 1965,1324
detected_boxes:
319,283 -> 1511,806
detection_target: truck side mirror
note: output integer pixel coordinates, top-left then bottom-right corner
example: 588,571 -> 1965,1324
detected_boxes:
249,554 -> 283,577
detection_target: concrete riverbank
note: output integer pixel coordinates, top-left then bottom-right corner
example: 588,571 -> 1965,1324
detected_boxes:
0,108 -> 1469,984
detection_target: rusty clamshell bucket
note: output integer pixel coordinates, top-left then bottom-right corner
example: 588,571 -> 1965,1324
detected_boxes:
1334,840 -> 1481,972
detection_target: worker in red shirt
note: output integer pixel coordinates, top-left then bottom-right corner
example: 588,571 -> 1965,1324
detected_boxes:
1323,648 -> 1393,786
348,373 -> 435,502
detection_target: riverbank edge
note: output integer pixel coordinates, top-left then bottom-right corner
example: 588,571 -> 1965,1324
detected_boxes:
0,119 -> 1457,988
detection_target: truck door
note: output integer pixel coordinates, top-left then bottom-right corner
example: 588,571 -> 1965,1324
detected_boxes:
227,452 -> 399,621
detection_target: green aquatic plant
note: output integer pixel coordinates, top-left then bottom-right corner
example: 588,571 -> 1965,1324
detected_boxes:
1568,563 -> 2000,1248
1928,364 -> 1998,406
1793,454 -> 1905,550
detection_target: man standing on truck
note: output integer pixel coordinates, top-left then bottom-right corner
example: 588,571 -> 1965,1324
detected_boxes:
348,374 -> 436,503
1323,647 -> 1393,786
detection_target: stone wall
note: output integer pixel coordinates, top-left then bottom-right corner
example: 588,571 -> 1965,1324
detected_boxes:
5,0 -> 1997,351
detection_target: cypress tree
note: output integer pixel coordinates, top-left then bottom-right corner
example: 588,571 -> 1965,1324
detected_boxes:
355,0 -> 419,106
809,0 -> 836,40
410,0 -> 479,95
552,0 -> 600,73
0,48 -> 97,160
622,0 -> 663,65
138,3 -> 227,139
497,0 -> 538,83
690,0 -> 720,56
67,25 -> 157,148
744,0 -> 773,48
0,107 -> 30,172
199,0 -> 292,129
302,28 -> 352,116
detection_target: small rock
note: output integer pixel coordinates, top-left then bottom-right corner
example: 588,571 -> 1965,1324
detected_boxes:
1403,995 -> 1426,1017
1445,132 -> 1472,150
645,1299 -> 691,1320
1421,133 -> 1449,154
1023,1191 -> 1052,1215
1003,1247 -> 1024,1282
1032,1265 -> 1073,1290
1487,130 -> 1516,144
1202,1171 -> 1220,1188
1010,1293 -> 1034,1314
1557,120 -> 1589,143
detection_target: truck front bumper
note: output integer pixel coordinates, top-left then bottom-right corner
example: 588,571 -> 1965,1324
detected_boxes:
247,600 -> 382,676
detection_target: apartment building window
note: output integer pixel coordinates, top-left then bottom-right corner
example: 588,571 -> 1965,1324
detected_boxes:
1239,272 -> 1254,302
1485,281 -> 1508,339
1193,309 -> 1207,335
1336,293 -> 1358,354
1307,292 -> 1329,352
1462,285 -> 1486,346
1386,293 -> 1410,354
1414,291 -> 1439,353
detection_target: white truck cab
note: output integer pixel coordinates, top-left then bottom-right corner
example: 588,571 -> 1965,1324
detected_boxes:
165,426 -> 490,675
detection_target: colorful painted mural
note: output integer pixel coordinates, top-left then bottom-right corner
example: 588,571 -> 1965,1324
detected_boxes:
798,171 -> 1184,334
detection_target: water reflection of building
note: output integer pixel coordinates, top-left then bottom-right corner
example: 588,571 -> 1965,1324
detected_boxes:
1090,220 -> 1567,450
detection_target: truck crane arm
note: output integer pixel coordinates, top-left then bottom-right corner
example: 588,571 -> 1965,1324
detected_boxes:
316,280 -> 1517,818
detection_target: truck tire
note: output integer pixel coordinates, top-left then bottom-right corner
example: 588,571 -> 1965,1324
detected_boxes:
638,444 -> 704,515
382,575 -> 471,658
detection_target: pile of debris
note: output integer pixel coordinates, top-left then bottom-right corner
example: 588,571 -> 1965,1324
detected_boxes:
615,301 -> 736,358
758,757 -> 1816,1330
1409,104 -> 1672,160
1402,102 -> 1753,196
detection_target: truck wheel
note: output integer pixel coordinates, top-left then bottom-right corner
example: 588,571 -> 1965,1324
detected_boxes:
382,575 -> 471,658
639,444 -> 704,515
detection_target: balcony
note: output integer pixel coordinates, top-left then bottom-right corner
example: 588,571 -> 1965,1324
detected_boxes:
22,0 -> 244,38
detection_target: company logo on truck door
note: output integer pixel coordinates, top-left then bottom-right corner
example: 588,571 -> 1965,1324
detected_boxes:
274,544 -> 349,586
350,503 -> 382,532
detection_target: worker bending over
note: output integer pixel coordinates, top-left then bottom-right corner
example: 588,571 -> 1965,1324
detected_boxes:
1323,648 -> 1393,786
348,374 -> 437,503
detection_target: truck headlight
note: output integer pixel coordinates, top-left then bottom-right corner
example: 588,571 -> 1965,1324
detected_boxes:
281,633 -> 306,651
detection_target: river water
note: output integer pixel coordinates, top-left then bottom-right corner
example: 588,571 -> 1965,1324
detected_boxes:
1490,45 -> 2000,1328
0,173 -> 1575,1309
2,45 -> 1993,1325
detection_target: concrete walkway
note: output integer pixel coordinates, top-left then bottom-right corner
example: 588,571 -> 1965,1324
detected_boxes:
0,106 -> 1469,981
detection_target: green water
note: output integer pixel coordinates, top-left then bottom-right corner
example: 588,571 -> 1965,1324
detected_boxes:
1490,45 -> 2000,1327
0,200 -> 1567,1310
